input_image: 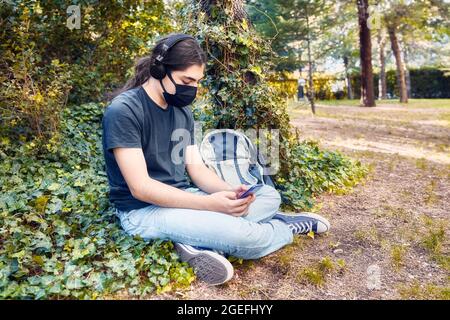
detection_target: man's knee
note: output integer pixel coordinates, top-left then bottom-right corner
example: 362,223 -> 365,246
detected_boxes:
226,221 -> 275,257
259,185 -> 281,207
245,185 -> 281,222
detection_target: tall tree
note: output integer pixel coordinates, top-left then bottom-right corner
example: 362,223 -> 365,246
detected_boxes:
247,0 -> 334,114
380,0 -> 450,103
377,28 -> 388,100
383,0 -> 450,102
320,1 -> 359,100
357,0 -> 375,107
344,56 -> 353,99
387,24 -> 408,103
304,3 -> 316,114
402,41 -> 411,98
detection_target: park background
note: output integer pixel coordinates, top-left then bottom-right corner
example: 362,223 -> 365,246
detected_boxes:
0,0 -> 449,299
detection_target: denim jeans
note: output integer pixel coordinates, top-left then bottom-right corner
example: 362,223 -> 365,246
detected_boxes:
115,185 -> 293,259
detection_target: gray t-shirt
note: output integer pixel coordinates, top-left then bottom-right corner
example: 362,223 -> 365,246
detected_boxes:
102,86 -> 195,211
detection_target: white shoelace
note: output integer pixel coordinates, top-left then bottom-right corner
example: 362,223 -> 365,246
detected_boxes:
289,221 -> 313,234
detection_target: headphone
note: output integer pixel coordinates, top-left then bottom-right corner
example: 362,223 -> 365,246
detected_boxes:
149,33 -> 195,80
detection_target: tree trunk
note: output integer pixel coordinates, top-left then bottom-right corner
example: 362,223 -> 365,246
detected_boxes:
403,45 -> 411,98
357,0 -> 376,107
305,9 -> 315,114
377,29 -> 387,100
200,0 -> 247,21
387,25 -> 408,103
405,66 -> 411,99
344,56 -> 353,100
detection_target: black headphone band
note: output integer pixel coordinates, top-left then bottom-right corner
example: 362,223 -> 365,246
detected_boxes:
154,33 -> 195,64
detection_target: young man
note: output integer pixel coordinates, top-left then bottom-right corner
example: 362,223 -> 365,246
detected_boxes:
102,33 -> 330,286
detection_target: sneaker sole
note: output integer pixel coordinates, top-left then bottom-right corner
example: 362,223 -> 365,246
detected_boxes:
174,243 -> 234,286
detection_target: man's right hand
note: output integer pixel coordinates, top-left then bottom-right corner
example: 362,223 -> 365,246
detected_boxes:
206,191 -> 254,217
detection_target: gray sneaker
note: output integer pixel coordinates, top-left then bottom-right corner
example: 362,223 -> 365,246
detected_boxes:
174,243 -> 234,286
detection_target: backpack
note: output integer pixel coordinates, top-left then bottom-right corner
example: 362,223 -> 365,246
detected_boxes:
199,129 -> 276,188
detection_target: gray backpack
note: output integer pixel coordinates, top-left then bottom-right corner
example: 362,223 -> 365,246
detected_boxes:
199,129 -> 275,188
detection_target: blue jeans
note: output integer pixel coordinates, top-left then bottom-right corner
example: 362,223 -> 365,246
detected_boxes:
115,185 -> 293,259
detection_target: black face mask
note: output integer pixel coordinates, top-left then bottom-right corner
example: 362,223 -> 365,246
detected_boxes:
160,70 -> 197,108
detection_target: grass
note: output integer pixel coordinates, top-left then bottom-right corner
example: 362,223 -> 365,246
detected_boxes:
237,284 -> 271,299
278,246 -> 296,272
398,281 -> 450,300
336,259 -> 346,272
415,158 -> 428,170
296,256 -> 346,287
421,216 -> 447,254
400,189 -> 414,201
391,244 -> 408,270
316,99 -> 450,109
288,99 -> 450,130
319,256 -> 335,272
395,214 -> 449,272
423,180 -> 439,206
373,204 -> 412,222
297,267 -> 326,287
354,226 -> 381,246
417,215 -> 449,272
435,143 -> 449,153
438,112 -> 450,121
278,237 -> 312,272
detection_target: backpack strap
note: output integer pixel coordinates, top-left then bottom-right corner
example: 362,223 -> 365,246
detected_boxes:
208,134 -> 226,181
233,134 -> 253,185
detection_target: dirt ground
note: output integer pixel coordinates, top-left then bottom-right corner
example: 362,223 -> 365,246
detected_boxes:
157,101 -> 450,300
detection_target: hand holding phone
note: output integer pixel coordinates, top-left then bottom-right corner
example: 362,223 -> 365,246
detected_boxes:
237,184 -> 264,199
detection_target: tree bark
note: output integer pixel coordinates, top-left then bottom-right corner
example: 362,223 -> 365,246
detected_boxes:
377,29 -> 387,100
305,8 -> 315,114
200,0 -> 247,21
357,0 -> 376,107
387,25 -> 408,103
344,56 -> 353,100
403,45 -> 411,98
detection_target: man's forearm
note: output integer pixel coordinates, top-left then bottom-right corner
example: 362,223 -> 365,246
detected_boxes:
132,177 -> 212,210
189,166 -> 233,194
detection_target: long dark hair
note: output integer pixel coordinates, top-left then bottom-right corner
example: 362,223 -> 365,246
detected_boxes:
109,33 -> 207,99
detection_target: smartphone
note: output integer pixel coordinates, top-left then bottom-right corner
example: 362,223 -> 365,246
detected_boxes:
238,184 -> 264,199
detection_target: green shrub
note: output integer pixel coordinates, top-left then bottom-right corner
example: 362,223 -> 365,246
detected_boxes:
267,71 -> 298,99
409,68 -> 450,99
277,140 -> 368,211
0,5 -> 72,139
350,67 -> 450,99
0,1 -> 171,105
0,103 -> 195,299
0,57 -> 71,140
268,72 -> 347,101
